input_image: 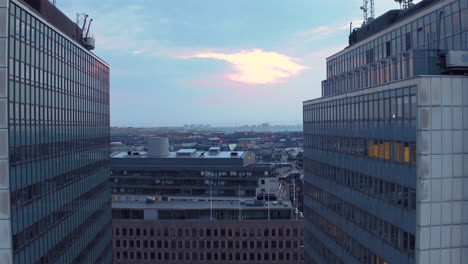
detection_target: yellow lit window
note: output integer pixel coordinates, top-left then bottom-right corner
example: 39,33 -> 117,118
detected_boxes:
375,257 -> 389,264
368,140 -> 374,157
379,142 -> 385,159
384,142 -> 391,160
396,143 -> 403,162
404,143 -> 410,163
373,143 -> 379,158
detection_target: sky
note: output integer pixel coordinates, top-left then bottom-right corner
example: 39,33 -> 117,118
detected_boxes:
57,0 -> 413,127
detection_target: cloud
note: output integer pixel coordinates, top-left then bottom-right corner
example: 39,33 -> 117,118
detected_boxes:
184,49 -> 307,84
132,49 -> 147,55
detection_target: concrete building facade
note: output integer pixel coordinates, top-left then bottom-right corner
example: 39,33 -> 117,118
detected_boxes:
303,0 -> 468,263
112,200 -> 304,264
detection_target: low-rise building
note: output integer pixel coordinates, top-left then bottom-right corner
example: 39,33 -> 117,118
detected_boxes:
112,198 -> 304,263
111,138 -> 275,198
111,138 -> 304,263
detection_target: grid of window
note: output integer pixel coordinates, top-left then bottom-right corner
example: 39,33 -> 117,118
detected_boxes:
7,2 -> 111,263
305,183 -> 415,257
304,86 -> 416,124
323,0 -> 468,96
304,229 -> 343,264
306,135 -> 416,165
304,75 -> 416,263
112,207 -> 293,221
113,224 -> 304,263
110,168 -> 269,197
304,159 -> 416,210
305,211 -> 390,264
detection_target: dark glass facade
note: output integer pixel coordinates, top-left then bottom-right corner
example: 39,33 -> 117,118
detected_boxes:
110,167 -> 273,198
304,85 -> 417,264
303,1 -> 468,264
4,1 -> 111,263
322,0 -> 468,97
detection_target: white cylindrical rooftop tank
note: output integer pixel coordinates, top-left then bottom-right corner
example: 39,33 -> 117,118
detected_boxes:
147,137 -> 169,157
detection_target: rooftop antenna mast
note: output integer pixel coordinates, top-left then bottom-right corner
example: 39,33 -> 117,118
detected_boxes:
76,13 -> 95,50
395,0 -> 414,9
360,0 -> 375,24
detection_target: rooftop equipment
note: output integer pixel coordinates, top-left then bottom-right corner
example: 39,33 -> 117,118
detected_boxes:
176,149 -> 197,157
360,0 -> 375,24
208,147 -> 221,155
394,0 -> 414,9
147,137 -> 170,158
76,13 -> 95,50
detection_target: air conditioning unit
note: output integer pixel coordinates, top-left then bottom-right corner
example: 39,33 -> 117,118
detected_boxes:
445,50 -> 468,68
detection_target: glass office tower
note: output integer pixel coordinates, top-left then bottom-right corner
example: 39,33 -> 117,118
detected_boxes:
0,0 -> 111,263
303,0 -> 468,263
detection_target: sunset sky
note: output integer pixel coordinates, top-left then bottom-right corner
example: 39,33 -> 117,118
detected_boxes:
58,0 -> 413,127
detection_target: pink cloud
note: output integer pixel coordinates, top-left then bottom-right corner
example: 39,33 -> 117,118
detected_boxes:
188,78 -> 252,92
184,49 -> 307,84
132,49 -> 146,55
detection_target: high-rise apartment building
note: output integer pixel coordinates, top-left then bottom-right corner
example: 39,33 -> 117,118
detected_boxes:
0,0 -> 111,263
303,0 -> 468,263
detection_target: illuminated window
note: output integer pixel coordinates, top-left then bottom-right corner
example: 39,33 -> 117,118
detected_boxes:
373,142 -> 379,158
384,142 -> 391,160
368,140 -> 374,157
396,143 -> 403,162
379,141 -> 385,159
404,143 -> 410,163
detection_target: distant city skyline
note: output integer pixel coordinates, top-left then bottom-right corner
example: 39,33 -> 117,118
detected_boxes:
56,0 -> 413,126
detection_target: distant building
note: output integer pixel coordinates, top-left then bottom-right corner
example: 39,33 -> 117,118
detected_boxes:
0,0 -> 111,263
111,138 -> 270,198
111,138 -> 304,263
303,0 -> 468,264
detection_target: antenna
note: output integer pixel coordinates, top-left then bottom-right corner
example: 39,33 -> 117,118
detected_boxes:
85,19 -> 93,39
395,0 -> 414,9
360,0 -> 375,24
76,13 -> 96,50
81,15 -> 88,38
76,13 -> 87,39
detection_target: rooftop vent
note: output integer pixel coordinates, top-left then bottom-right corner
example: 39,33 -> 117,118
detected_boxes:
148,137 -> 169,158
176,149 -> 197,157
208,147 -> 221,155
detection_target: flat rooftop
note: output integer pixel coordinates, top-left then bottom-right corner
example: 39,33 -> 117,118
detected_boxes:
112,199 -> 293,210
112,150 -> 247,159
